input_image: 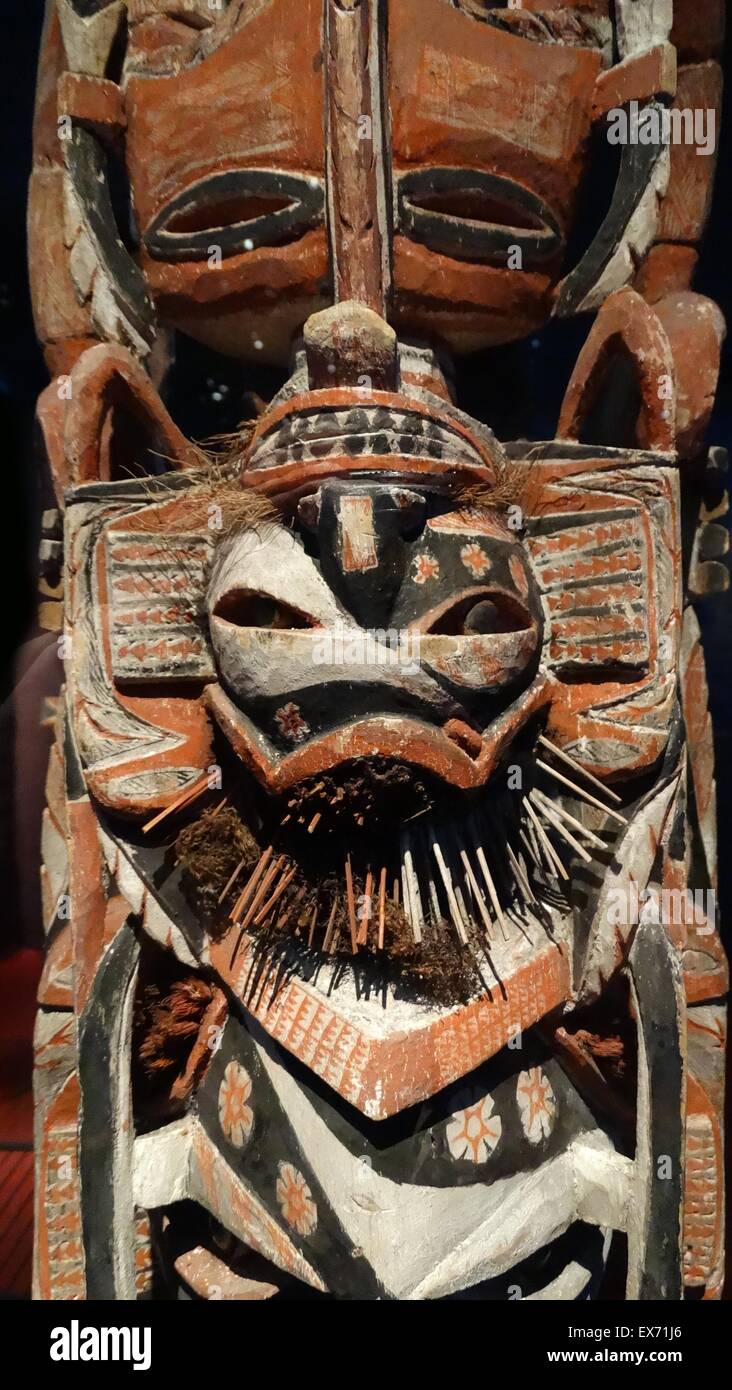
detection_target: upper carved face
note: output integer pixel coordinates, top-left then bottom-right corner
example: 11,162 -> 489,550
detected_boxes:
119,0 -> 610,360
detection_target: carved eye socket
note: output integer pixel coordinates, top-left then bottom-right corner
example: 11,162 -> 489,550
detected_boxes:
144,170 -> 325,262
213,590 -> 313,630
453,3 -> 605,47
427,592 -> 532,637
409,188 -> 543,234
397,168 -> 561,266
166,192 -> 291,237
130,1 -> 227,31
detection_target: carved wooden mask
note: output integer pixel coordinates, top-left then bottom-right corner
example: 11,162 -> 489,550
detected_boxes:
30,0 -> 728,1302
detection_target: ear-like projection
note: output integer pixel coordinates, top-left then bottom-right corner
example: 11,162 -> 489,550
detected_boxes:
558,288 -> 676,453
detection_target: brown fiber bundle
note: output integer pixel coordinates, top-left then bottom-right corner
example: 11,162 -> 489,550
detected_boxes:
137,975 -> 214,1081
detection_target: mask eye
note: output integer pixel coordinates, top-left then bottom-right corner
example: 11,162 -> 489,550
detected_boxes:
427,592 -> 532,636
212,590 -> 313,630
144,170 -> 324,262
397,168 -> 561,266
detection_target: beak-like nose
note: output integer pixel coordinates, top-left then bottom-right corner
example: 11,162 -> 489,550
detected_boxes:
299,479 -> 424,627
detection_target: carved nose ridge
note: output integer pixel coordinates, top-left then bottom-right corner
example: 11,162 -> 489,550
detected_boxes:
299,479 -> 425,627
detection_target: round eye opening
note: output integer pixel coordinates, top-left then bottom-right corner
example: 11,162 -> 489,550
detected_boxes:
428,592 -> 532,637
212,589 -> 313,630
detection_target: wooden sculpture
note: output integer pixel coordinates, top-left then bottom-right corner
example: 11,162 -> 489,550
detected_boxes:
30,0 -> 727,1300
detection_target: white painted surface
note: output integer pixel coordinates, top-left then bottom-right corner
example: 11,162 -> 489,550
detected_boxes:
254,1031 -> 631,1300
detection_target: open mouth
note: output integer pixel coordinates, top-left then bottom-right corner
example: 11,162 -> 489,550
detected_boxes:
245,389 -> 499,489
143,169 -> 325,262
396,167 -> 563,266
204,681 -> 551,793
161,725 -> 626,1011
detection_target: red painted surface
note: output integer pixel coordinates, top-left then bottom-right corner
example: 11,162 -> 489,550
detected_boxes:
0,949 -> 42,1298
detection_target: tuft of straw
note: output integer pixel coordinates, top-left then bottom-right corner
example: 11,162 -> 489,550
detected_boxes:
456,455 -> 527,514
